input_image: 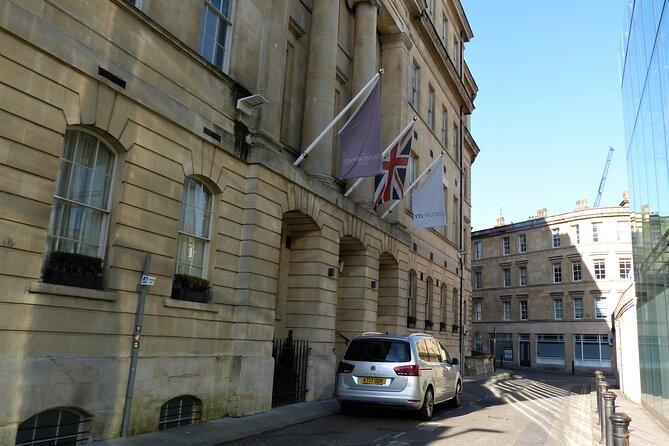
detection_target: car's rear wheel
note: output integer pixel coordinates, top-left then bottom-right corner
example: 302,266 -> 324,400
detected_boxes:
449,380 -> 462,407
417,388 -> 434,420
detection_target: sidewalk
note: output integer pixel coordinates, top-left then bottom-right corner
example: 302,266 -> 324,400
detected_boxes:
590,388 -> 669,445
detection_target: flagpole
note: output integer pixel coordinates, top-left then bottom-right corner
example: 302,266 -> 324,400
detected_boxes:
293,69 -> 384,167
343,117 -> 417,198
381,151 -> 444,219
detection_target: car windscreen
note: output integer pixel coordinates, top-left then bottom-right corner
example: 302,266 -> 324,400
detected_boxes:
344,339 -> 411,362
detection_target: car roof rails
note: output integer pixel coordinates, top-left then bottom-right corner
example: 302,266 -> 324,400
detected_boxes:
361,332 -> 383,336
408,333 -> 429,337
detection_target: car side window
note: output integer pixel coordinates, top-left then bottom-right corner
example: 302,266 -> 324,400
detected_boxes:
417,340 -> 430,362
437,341 -> 451,363
425,339 -> 442,363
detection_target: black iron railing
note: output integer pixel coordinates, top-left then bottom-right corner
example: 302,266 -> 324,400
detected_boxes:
272,330 -> 310,407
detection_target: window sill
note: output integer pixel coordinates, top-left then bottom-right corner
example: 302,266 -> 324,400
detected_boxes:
162,297 -> 218,313
28,281 -> 118,301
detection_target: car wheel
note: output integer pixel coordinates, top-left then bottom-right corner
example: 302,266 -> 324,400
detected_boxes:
449,380 -> 462,407
417,388 -> 434,420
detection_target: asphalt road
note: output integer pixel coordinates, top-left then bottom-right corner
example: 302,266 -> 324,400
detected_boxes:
234,370 -> 595,446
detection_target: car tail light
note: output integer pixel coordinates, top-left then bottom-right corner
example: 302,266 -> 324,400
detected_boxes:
337,362 -> 355,373
394,365 -> 420,376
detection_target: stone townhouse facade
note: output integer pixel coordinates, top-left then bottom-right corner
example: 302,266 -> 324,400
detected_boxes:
471,200 -> 635,375
0,0 -> 478,443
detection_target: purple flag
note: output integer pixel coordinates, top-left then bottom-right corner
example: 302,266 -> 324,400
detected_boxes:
338,80 -> 382,179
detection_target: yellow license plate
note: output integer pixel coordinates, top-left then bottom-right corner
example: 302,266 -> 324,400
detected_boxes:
361,377 -> 386,385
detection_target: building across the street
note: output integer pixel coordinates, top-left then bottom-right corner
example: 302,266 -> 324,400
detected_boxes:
471,199 -> 635,376
620,0 -> 669,428
0,0 -> 478,442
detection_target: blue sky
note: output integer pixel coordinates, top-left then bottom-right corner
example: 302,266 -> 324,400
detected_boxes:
461,0 -> 629,230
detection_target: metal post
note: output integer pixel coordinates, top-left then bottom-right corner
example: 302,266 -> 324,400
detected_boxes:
121,253 -> 152,437
610,412 -> 632,446
603,391 -> 617,446
594,373 -> 604,419
598,380 -> 609,442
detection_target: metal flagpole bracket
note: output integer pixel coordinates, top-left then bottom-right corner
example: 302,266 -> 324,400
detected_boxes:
344,116 -> 417,198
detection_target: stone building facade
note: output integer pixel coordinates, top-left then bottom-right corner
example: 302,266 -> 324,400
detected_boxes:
471,201 -> 634,375
0,0 -> 478,442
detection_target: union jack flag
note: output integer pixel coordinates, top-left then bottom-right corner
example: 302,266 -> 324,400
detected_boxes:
374,123 -> 415,207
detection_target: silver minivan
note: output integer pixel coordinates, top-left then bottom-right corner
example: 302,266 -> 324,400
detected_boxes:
335,333 -> 462,420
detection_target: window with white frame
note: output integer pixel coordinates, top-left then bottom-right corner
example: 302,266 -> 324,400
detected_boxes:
452,196 -> 459,243
453,36 -> 460,71
595,297 -> 607,319
475,302 -> 482,321
554,299 -> 563,319
572,261 -> 582,281
474,241 -> 482,259
503,301 -> 511,320
502,268 -> 511,287
518,234 -> 527,253
573,297 -> 584,319
440,285 -> 447,325
46,129 -> 116,259
519,266 -> 527,286
552,228 -> 561,248
175,178 -> 213,278
617,220 -> 630,241
536,334 -> 565,365
441,107 -> 447,146
502,237 -> 510,255
553,263 -> 562,283
594,258 -> 606,279
425,277 -> 433,322
411,62 -> 420,108
408,270 -> 417,321
592,222 -> 600,242
619,258 -> 632,279
198,0 -> 234,72
572,224 -> 580,244
574,334 -> 611,367
452,288 -> 459,329
442,14 -> 448,43
519,300 -> 528,320
427,87 -> 435,129
474,271 -> 482,289
452,124 -> 459,162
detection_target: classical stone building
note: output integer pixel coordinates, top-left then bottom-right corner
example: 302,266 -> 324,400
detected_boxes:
0,0 -> 478,442
471,200 -> 634,375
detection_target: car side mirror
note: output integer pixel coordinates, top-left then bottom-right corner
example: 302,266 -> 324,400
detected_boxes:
450,358 -> 459,366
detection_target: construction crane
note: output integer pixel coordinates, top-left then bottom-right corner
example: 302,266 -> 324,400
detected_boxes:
594,147 -> 615,208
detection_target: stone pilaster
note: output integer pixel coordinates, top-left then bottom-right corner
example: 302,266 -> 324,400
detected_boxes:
346,0 -> 380,209
300,0 -> 339,183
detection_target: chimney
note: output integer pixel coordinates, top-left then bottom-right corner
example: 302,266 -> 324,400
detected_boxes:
536,208 -> 547,218
495,216 -> 505,227
576,199 -> 588,210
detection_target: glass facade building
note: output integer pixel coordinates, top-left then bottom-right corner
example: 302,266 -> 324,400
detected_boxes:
621,0 -> 669,426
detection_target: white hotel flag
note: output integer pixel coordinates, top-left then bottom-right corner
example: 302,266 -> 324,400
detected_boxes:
411,160 -> 446,228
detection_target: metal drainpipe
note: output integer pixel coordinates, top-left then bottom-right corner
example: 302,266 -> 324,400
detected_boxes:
458,104 -> 465,376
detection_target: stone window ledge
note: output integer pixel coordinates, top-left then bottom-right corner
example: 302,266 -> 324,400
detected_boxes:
162,297 -> 218,313
28,281 -> 118,301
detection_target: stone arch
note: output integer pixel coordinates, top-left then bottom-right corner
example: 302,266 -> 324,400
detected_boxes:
376,252 -> 402,334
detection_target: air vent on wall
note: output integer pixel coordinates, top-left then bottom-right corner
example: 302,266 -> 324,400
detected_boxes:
97,66 -> 126,89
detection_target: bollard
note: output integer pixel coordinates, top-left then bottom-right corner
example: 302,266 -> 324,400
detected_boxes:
603,391 -> 617,446
610,412 -> 632,446
598,380 -> 609,438
595,373 -> 604,417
